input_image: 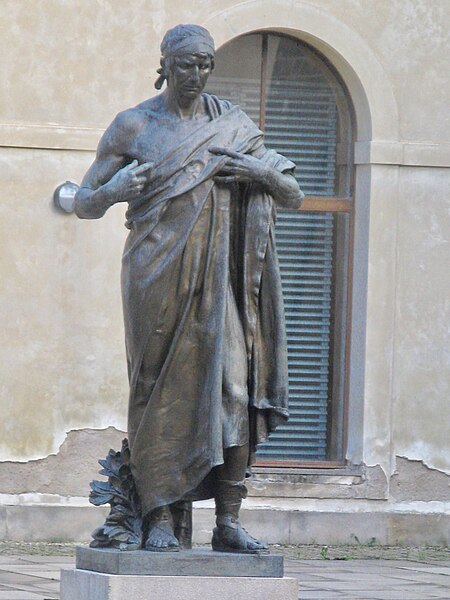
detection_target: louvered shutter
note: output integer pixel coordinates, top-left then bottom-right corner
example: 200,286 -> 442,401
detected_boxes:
259,211 -> 333,460
258,77 -> 337,461
207,47 -> 340,461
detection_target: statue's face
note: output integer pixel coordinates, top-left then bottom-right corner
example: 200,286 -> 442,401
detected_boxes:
168,53 -> 213,103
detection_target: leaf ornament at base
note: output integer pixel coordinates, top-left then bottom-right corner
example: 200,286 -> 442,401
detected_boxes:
89,438 -> 143,551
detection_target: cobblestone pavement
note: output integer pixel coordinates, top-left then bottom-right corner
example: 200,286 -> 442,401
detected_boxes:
0,544 -> 448,599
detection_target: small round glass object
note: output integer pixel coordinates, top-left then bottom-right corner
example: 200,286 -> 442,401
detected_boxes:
53,181 -> 79,213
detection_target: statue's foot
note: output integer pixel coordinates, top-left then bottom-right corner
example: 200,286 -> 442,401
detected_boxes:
144,506 -> 180,552
212,515 -> 269,554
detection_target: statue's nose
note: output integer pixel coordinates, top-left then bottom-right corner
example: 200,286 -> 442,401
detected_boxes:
190,66 -> 200,82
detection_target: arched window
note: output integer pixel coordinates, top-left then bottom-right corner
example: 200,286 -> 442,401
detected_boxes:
206,32 -> 354,466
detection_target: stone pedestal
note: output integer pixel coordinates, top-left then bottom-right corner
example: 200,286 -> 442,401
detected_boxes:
61,569 -> 298,600
75,546 -> 283,577
60,547 -> 298,600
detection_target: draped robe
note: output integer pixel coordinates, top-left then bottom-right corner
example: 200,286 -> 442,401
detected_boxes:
122,94 -> 293,516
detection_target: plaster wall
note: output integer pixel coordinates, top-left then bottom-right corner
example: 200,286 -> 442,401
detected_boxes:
362,163 -> 450,479
0,0 -> 449,524
393,167 -> 449,472
0,1 -> 448,144
0,146 -> 128,460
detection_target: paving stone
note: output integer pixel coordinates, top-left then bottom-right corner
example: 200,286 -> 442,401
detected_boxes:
316,576 -> 421,587
1,552 -> 449,600
0,593 -> 49,599
0,566 -> 61,578
393,572 -> 450,585
312,580 -> 421,591
18,557 -> 74,565
298,591 -> 349,599
351,590 -> 444,600
0,572 -> 50,586
399,564 -> 450,576
284,572 -> 330,582
0,556 -> 28,565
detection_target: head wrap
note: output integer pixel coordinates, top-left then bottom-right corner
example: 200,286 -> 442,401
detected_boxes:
155,24 -> 215,89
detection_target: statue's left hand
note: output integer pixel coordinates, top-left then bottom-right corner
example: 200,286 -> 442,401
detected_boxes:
209,146 -> 266,184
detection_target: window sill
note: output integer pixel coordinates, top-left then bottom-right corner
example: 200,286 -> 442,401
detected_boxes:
248,463 -> 387,500
251,464 -> 364,477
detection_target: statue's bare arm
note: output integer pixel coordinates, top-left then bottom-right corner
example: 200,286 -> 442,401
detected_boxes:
209,146 -> 304,209
74,112 -> 153,219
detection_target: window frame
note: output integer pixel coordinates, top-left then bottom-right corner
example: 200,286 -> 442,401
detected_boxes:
213,31 -> 356,468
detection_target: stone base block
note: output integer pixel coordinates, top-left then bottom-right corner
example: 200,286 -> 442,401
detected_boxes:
3,504 -> 448,546
76,546 -> 284,577
60,569 -> 298,600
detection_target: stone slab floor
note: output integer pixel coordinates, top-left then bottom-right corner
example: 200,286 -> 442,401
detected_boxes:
0,551 -> 448,599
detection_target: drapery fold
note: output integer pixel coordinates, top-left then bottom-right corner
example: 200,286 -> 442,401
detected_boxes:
122,95 -> 292,516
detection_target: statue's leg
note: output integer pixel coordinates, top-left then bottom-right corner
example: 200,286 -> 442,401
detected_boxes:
144,504 -> 180,551
213,444 -> 269,553
170,500 -> 193,549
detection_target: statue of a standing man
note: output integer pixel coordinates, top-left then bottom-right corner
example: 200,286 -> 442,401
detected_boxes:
75,24 -> 303,553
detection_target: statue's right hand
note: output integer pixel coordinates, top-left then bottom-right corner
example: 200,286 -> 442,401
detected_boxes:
106,160 -> 154,204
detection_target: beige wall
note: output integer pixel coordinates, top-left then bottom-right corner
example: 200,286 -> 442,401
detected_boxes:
1,0 -> 449,141
393,166 -> 449,471
0,147 -> 128,460
0,1 -> 449,507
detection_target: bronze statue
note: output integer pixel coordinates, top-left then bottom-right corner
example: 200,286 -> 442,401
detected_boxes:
75,24 -> 304,554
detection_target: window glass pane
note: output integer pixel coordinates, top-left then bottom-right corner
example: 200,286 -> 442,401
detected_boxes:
206,33 -> 262,126
208,34 -> 352,197
264,36 -> 350,196
257,211 -> 349,461
206,33 -> 352,463
328,212 -> 350,460
259,212 -> 333,460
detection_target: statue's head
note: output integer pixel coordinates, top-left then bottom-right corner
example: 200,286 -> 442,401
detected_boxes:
155,24 -> 215,92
